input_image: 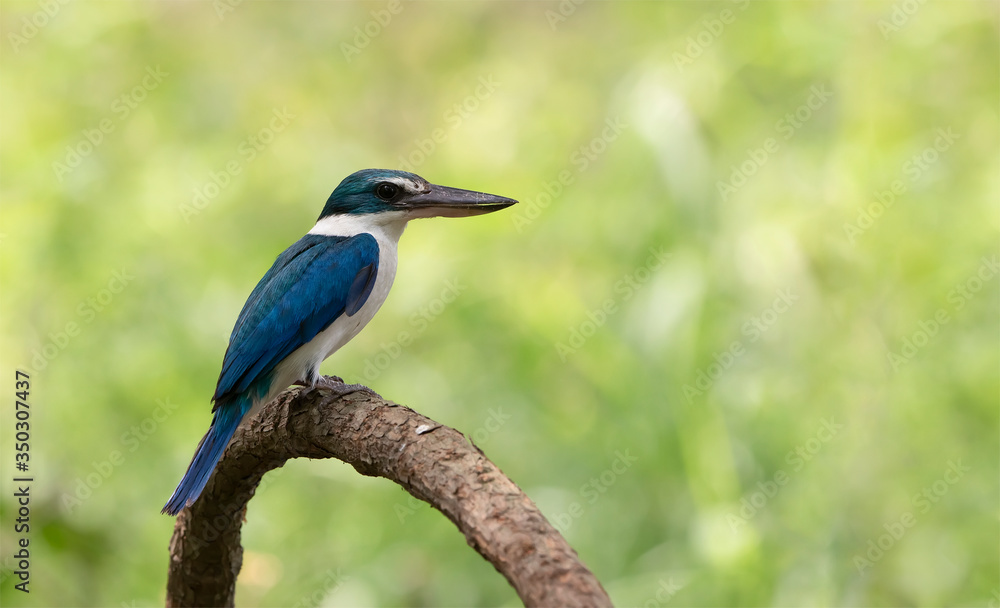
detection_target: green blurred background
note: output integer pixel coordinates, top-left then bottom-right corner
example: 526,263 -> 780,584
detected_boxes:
1,1 -> 997,606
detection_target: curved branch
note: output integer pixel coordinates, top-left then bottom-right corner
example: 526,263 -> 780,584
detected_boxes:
165,381 -> 612,607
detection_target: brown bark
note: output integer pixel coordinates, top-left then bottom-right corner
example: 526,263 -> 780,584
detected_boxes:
165,382 -> 613,607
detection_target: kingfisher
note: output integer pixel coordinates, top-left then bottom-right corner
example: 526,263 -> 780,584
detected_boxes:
162,169 -> 517,515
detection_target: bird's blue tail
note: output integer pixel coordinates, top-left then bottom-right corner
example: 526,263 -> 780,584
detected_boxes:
162,403 -> 247,515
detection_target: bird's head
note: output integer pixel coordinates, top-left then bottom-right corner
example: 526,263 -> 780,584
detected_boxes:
319,169 -> 517,221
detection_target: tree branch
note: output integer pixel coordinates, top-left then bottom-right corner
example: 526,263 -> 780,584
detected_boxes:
165,381 -> 612,607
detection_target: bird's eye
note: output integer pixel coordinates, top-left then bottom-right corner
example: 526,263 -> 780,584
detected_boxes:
375,182 -> 398,201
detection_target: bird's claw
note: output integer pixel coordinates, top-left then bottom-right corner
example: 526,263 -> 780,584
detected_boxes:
311,375 -> 381,399
293,375 -> 380,398
293,375 -> 345,389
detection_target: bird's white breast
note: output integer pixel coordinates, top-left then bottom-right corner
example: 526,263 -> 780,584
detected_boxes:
260,212 -> 410,409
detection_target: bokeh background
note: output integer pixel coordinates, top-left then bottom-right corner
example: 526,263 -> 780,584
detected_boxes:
1,1 -> 997,606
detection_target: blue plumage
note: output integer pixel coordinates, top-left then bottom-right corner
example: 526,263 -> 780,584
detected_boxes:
163,168 -> 517,516
161,397 -> 251,516
213,233 -> 379,403
163,234 -> 379,514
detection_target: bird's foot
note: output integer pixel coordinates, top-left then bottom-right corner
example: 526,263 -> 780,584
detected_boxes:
313,375 -> 345,391
310,375 -> 381,399
295,375 -> 344,388
329,382 -> 381,399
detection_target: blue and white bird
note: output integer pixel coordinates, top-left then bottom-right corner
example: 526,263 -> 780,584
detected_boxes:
163,169 -> 516,515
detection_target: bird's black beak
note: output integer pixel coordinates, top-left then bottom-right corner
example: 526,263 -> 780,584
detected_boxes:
398,184 -> 518,218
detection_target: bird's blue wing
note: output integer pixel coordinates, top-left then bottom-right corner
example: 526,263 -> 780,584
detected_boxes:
211,233 -> 379,405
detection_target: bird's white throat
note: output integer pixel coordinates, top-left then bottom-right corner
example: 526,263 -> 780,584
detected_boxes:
308,211 -> 409,244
